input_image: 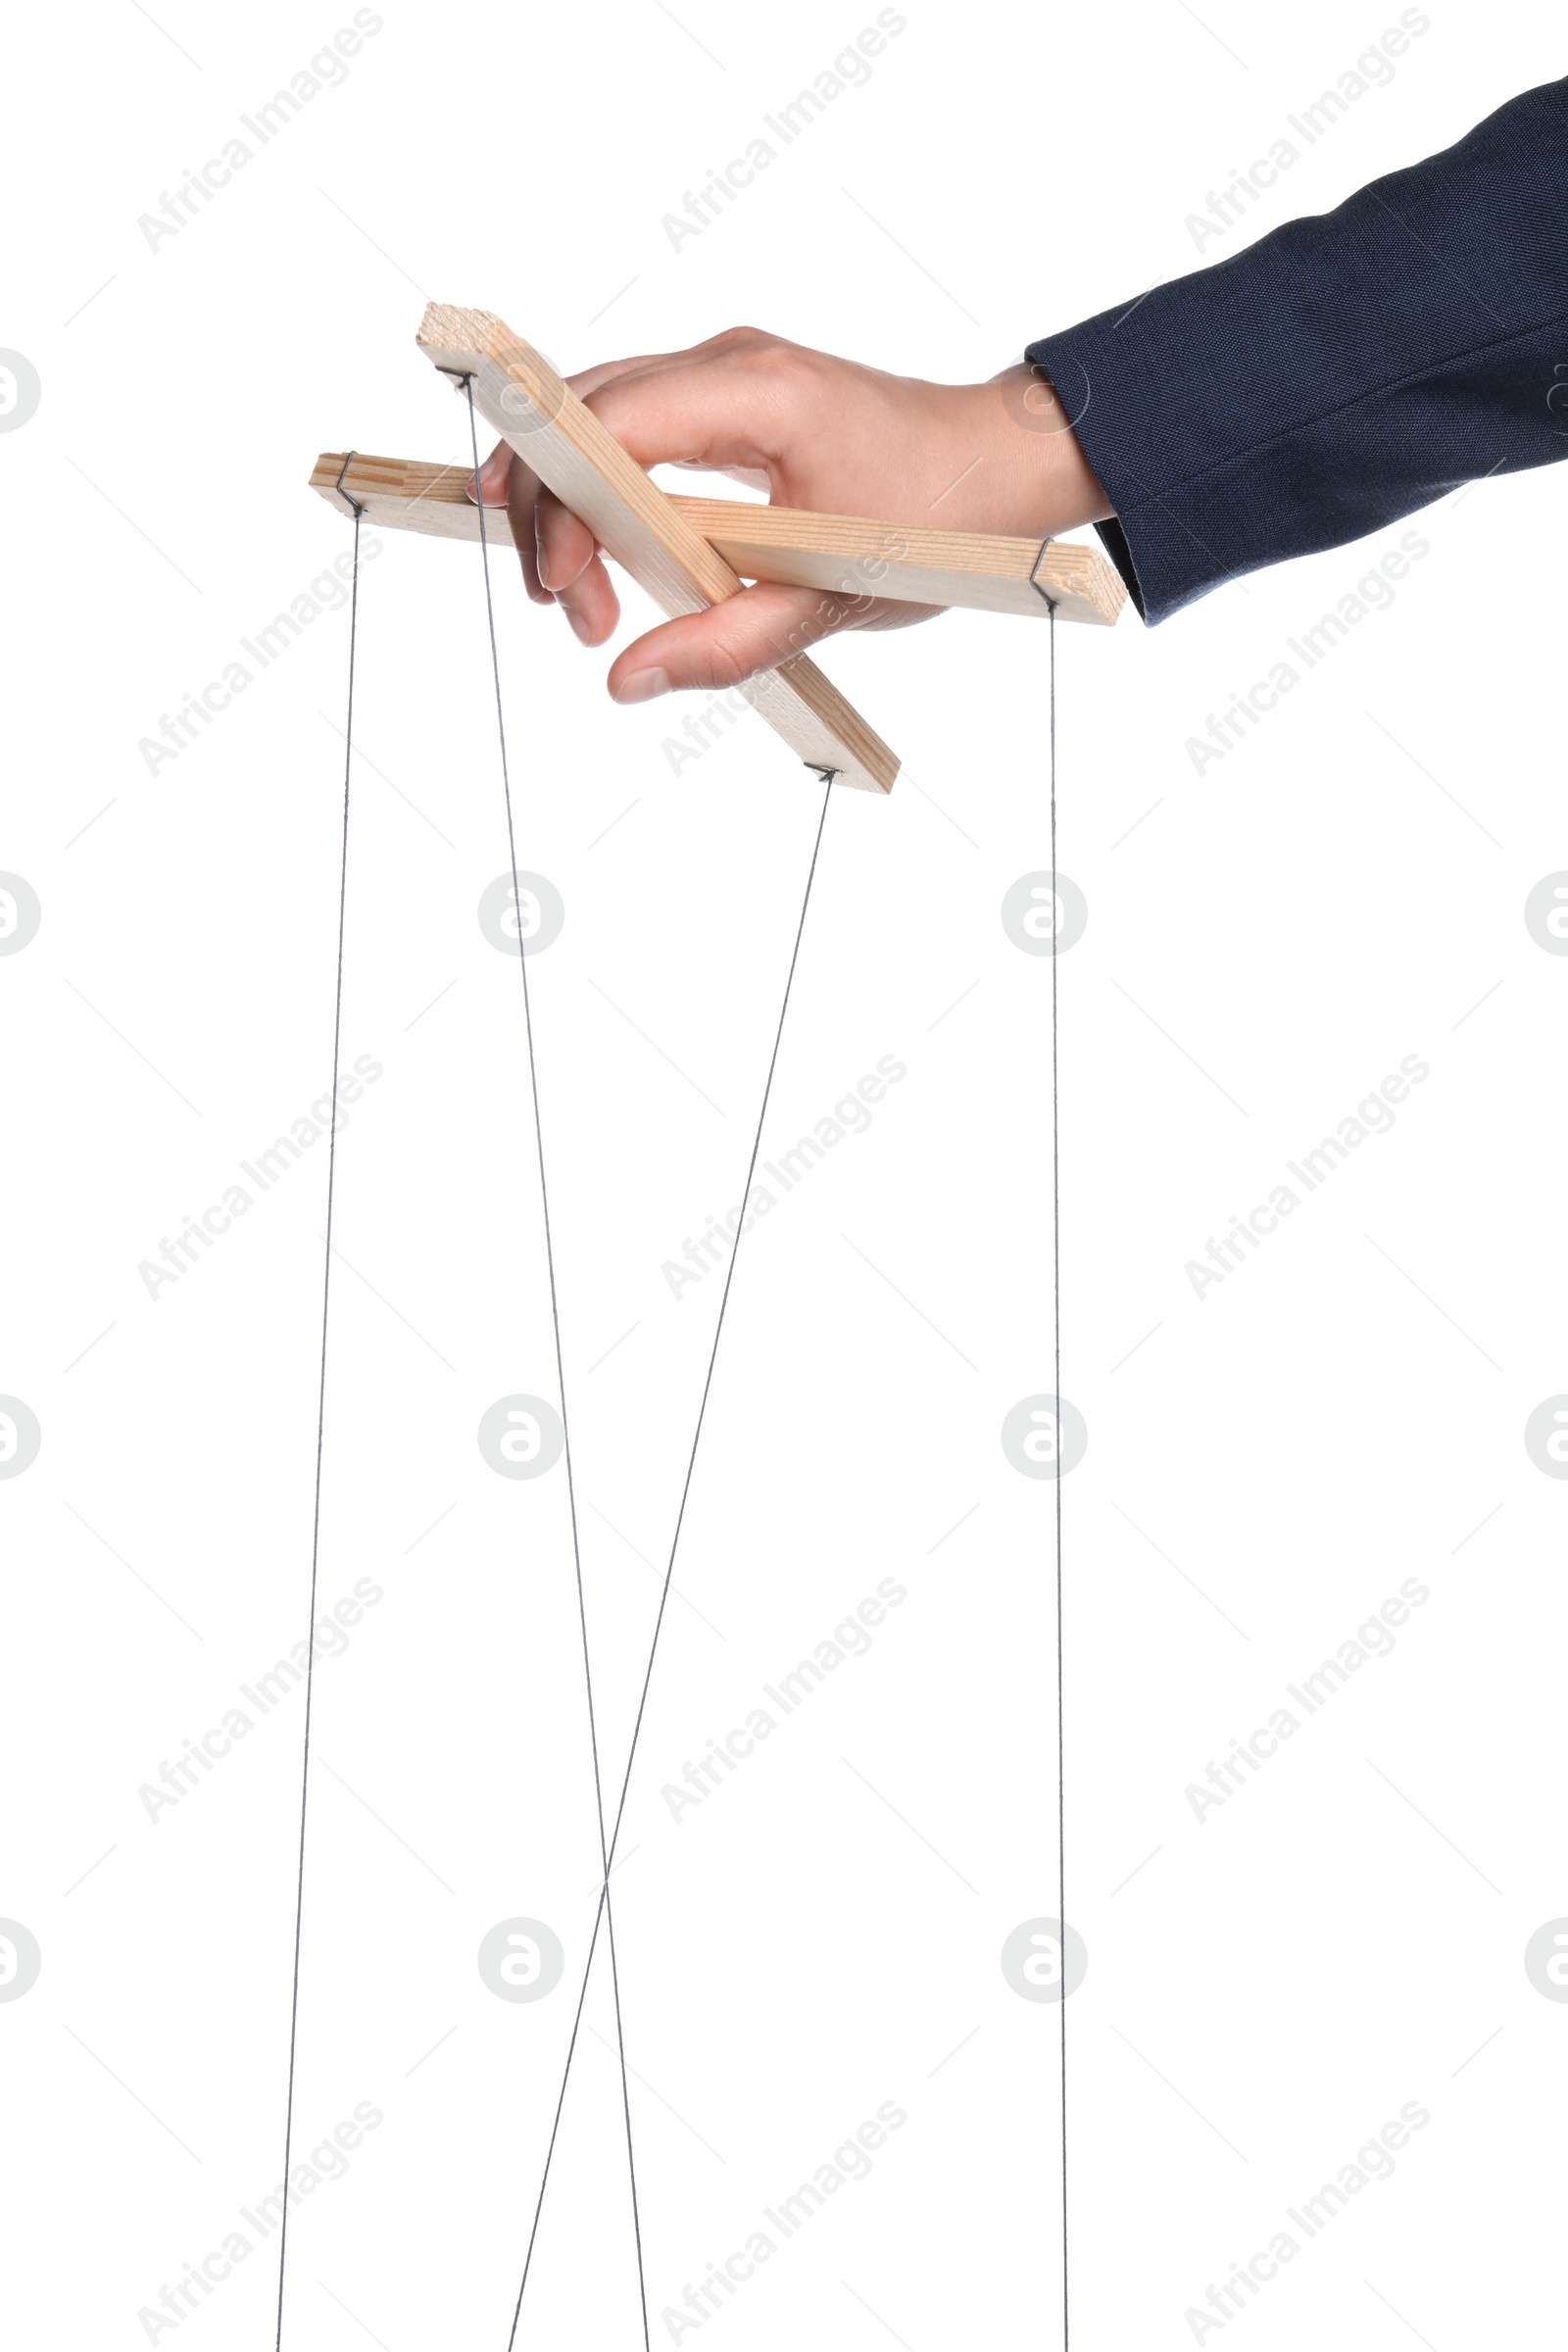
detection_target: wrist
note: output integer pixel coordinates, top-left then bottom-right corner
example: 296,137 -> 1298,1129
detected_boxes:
966,364 -> 1112,540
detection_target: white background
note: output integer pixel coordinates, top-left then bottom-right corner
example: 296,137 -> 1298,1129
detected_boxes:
3,2 -> 1565,2346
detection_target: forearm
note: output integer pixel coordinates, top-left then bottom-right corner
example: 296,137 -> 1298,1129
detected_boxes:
1028,74 -> 1568,621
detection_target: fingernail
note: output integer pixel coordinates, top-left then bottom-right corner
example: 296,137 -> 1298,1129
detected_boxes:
564,606 -> 595,644
612,667 -> 671,704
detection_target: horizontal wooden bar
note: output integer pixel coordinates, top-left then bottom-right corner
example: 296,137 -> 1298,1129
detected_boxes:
310,450 -> 1126,628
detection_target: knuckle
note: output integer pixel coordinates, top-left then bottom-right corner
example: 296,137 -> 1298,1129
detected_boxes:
699,638 -> 754,693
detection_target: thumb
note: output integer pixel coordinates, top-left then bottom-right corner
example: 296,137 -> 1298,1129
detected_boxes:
465,439 -> 513,503
606,583 -> 858,703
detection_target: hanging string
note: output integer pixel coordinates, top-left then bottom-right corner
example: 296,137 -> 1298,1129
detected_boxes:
1048,600 -> 1069,2352
272,471 -> 362,2352
460,381 -> 653,2352
507,767 -> 837,2349
289,432 -> 1060,2352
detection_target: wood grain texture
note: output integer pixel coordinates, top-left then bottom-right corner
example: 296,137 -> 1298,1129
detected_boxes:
310,451 -> 1126,628
411,306 -> 898,795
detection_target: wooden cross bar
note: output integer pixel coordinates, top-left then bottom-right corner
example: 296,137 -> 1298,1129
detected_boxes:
309,305 -> 1127,795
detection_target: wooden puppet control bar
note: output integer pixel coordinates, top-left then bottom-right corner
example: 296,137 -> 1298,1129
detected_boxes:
307,455 -> 1128,629
309,305 -> 1127,795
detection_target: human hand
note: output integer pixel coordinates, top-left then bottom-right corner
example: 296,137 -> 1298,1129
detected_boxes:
465,327 -> 1110,703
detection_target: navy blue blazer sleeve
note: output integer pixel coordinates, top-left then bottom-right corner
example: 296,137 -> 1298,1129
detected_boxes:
1026,75 -> 1568,623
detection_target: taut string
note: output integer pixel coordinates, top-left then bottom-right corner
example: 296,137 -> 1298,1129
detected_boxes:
505,768 -> 836,2349
1048,601 -> 1069,2351
272,471 -> 362,2352
461,379 -> 653,2352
